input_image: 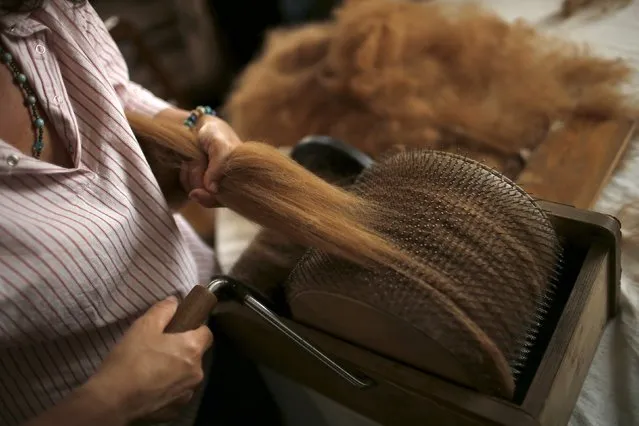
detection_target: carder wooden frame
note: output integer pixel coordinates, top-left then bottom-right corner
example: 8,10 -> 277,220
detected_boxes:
212,199 -> 621,426
516,118 -> 636,210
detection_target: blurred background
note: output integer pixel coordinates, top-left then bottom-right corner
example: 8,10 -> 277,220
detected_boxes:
92,0 -> 343,112
91,0 -> 348,259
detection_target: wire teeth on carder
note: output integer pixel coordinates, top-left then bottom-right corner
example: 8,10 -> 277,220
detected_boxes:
511,259 -> 562,380
288,149 -> 565,395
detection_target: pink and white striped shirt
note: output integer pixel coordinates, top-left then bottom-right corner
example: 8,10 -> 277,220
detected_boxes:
0,1 -> 217,425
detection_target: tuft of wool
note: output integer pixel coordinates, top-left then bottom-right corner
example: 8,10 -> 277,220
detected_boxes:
223,0 -> 637,173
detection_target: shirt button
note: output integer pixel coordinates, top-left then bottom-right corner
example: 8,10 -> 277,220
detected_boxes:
53,95 -> 62,104
6,154 -> 20,167
35,44 -> 46,55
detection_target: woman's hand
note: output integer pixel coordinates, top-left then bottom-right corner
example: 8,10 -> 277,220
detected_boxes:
180,115 -> 242,208
87,297 -> 214,423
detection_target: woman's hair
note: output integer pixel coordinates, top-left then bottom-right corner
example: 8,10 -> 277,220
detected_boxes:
0,0 -> 84,14
126,111 -> 436,285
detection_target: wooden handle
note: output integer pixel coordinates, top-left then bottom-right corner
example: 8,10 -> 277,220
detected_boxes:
164,285 -> 218,333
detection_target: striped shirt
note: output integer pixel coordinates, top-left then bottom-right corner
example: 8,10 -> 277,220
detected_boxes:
0,1 -> 217,425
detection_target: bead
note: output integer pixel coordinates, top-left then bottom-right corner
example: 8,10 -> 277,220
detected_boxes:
2,41 -> 45,159
6,154 -> 20,167
183,105 -> 215,129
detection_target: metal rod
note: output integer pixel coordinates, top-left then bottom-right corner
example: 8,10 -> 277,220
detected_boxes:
243,294 -> 374,389
206,277 -> 230,294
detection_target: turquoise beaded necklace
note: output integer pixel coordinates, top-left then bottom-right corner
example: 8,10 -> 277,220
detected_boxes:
0,43 -> 46,159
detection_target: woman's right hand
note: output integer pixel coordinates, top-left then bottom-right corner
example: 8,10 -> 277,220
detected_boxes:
180,115 -> 242,208
87,296 -> 213,423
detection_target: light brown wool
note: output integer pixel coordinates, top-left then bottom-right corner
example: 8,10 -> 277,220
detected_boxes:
127,111 -> 438,285
222,0 -> 636,173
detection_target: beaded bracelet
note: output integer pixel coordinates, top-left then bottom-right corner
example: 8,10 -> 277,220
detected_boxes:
184,105 -> 216,129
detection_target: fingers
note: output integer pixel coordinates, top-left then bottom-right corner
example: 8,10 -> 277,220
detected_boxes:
180,158 -> 207,194
135,296 -> 214,349
181,157 -> 220,207
203,152 -> 226,195
180,116 -> 241,208
188,188 -> 218,209
198,119 -> 241,193
203,137 -> 236,194
138,296 -> 179,331
142,390 -> 195,423
144,405 -> 182,422
190,324 -> 214,353
198,123 -> 226,192
174,325 -> 214,367
172,390 -> 195,406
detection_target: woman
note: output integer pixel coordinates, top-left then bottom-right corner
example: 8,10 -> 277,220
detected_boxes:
0,0 -> 244,424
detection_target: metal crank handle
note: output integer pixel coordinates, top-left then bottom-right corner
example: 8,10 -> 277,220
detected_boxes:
164,277 -> 374,389
240,293 -> 374,389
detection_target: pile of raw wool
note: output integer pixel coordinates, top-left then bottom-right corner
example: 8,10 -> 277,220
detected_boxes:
223,0 -> 637,175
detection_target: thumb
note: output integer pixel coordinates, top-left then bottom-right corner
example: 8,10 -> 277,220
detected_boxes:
198,120 -> 239,193
141,296 -> 179,331
199,126 -> 227,193
203,151 -> 227,194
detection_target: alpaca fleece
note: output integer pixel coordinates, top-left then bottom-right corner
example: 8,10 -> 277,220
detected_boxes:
127,111 -> 443,288
223,0 -> 636,174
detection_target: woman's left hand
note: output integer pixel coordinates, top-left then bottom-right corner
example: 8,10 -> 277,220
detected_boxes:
180,115 -> 242,208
